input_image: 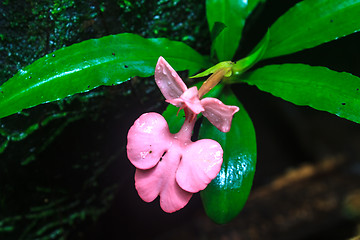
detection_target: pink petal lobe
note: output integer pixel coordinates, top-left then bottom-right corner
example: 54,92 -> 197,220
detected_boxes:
135,149 -> 193,213
155,56 -> 187,100
127,113 -> 171,170
176,139 -> 223,193
135,168 -> 162,203
201,97 -> 239,132
165,98 -> 183,108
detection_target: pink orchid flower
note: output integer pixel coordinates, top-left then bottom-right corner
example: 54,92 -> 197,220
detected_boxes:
127,57 -> 239,213
155,57 -> 239,132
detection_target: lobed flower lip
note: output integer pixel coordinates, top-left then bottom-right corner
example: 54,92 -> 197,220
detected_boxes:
127,112 -> 223,213
155,56 -> 239,132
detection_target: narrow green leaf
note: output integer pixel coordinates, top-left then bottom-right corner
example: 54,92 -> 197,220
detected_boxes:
190,61 -> 233,79
263,0 -> 360,59
241,64 -> 360,123
206,0 -> 264,61
0,33 -> 210,119
200,87 -> 257,224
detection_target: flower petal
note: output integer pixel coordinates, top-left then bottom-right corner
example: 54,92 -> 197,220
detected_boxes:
179,86 -> 204,114
127,113 -> 171,170
201,97 -> 239,132
165,98 -> 183,109
176,139 -> 223,193
135,149 -> 193,213
166,86 -> 204,114
155,56 -> 187,100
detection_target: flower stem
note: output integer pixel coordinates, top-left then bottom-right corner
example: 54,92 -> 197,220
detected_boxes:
198,67 -> 231,99
175,110 -> 197,142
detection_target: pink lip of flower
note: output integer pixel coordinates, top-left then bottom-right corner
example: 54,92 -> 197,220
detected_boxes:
155,56 -> 239,132
126,56 -> 239,213
127,112 -> 223,213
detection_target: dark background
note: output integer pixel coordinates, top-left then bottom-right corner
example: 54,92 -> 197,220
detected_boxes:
1,0 -> 360,239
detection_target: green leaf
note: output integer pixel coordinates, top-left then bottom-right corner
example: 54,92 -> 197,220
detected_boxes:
200,87 -> 257,224
0,33 -> 210,119
206,0 -> 264,61
241,64 -> 360,123
232,30 -> 270,75
263,0 -> 360,59
210,21 -> 227,43
210,22 -> 228,60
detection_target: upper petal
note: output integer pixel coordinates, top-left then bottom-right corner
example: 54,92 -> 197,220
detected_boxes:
127,112 -> 172,170
155,56 -> 187,100
176,139 -> 223,193
201,97 -> 239,132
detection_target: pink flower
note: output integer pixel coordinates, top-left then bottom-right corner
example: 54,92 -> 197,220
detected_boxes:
127,56 -> 239,212
127,112 -> 223,212
155,56 -> 239,132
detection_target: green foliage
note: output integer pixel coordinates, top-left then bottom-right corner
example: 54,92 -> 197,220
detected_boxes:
241,64 -> 360,124
200,87 -> 257,224
262,0 -> 360,59
0,33 -> 209,119
206,0 -> 264,61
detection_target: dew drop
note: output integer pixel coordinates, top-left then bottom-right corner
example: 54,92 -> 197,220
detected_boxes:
19,69 -> 27,75
140,151 -> 148,159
